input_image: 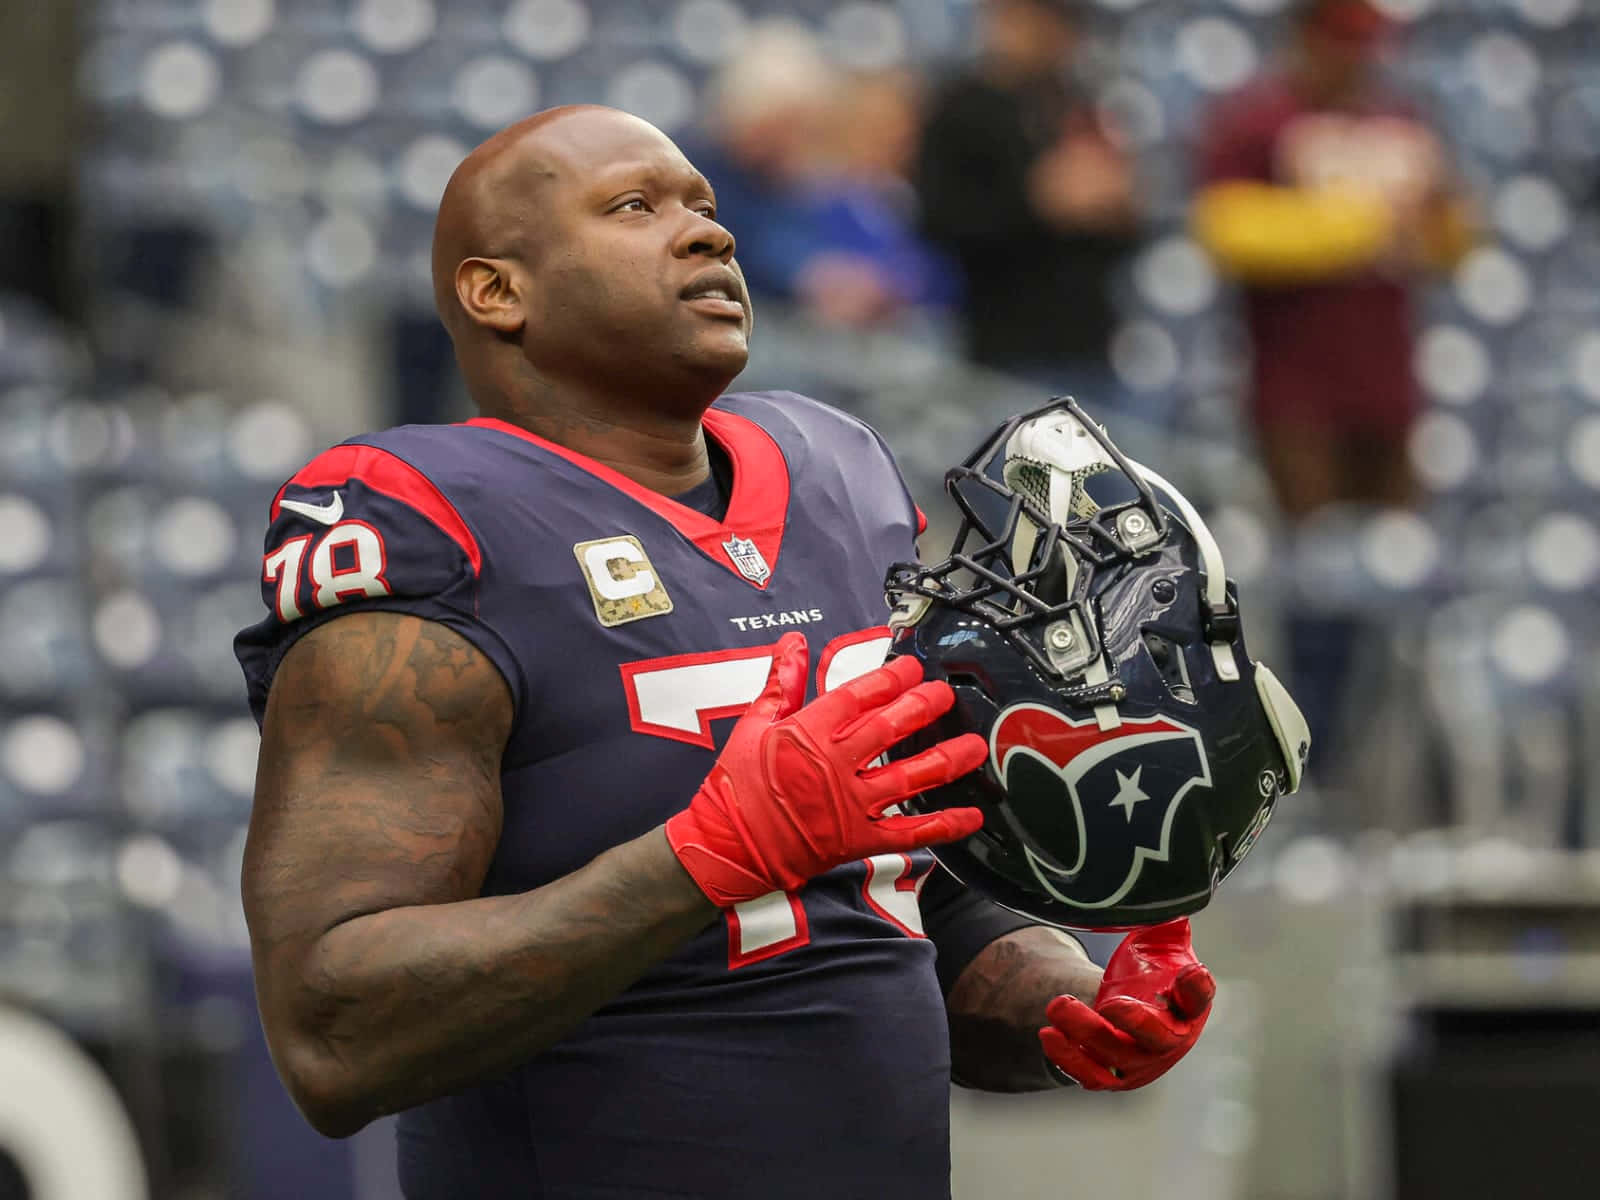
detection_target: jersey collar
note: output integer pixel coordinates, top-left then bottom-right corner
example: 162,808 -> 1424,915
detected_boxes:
465,406 -> 790,590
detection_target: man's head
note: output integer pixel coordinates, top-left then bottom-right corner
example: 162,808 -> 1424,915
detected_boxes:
431,105 -> 752,419
1291,0 -> 1389,101
705,20 -> 835,182
979,0 -> 1079,79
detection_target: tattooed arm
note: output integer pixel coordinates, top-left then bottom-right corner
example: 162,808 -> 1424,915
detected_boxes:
243,611 -> 716,1138
946,928 -> 1104,1092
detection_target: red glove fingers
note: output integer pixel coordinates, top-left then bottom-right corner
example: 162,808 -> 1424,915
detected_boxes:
1095,996 -> 1191,1055
1038,1023 -> 1124,1092
854,738 -> 989,854
1038,918 -> 1215,1091
861,738 -> 985,811
832,679 -> 953,756
1046,996 -> 1146,1061
802,651 -> 927,730
666,633 -> 986,907
1040,994 -> 1204,1090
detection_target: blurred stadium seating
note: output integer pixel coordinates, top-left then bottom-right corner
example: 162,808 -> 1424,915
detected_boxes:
1,0 -> 1597,1197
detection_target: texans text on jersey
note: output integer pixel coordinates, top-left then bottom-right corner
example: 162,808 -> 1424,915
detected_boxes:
729,608 -> 825,631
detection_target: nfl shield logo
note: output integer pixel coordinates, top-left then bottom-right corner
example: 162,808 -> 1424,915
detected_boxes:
722,535 -> 771,584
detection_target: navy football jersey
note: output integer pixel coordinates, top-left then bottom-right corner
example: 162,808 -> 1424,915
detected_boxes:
235,392 -> 1029,1199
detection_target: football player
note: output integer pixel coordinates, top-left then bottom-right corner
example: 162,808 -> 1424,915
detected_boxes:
235,106 -> 1221,1199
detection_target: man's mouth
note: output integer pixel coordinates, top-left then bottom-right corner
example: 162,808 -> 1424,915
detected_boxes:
678,272 -> 745,324
681,279 -> 746,321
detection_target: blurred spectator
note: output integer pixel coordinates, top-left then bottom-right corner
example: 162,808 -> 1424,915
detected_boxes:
915,0 -> 1139,393
1192,0 -> 1476,520
830,70 -> 924,187
813,69 -> 962,317
0,3 -> 78,320
692,22 -> 956,328
1191,0 -> 1477,770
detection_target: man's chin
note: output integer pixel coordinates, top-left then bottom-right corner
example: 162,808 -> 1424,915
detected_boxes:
678,328 -> 750,381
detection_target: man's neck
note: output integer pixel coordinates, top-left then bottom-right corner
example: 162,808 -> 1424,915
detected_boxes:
479,365 -> 718,497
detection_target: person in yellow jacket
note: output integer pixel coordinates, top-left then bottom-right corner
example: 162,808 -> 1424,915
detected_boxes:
1192,0 -> 1475,520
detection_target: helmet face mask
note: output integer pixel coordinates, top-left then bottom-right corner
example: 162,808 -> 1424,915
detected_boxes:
885,398 -> 1309,930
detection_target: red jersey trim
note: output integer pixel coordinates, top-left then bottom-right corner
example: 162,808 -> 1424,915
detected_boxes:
618,641 -> 778,750
464,407 -> 790,590
860,853 -> 932,940
726,892 -> 812,969
273,445 -> 483,575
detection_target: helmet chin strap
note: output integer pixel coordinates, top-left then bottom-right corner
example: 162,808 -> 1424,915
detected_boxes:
1125,456 -> 1310,787
1004,413 -> 1126,731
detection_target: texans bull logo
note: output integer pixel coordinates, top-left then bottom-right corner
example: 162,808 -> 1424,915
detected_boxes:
990,703 -> 1211,914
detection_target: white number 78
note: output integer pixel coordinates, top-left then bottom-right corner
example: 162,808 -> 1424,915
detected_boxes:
263,521 -> 391,622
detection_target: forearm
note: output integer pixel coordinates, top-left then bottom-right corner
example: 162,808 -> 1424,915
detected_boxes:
946,926 -> 1103,1092
268,826 -> 715,1135
1192,179 -> 1392,283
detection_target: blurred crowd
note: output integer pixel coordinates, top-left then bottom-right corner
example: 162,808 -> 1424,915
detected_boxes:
694,0 -> 1472,531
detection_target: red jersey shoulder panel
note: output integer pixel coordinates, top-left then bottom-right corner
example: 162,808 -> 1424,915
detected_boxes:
274,443 -> 483,574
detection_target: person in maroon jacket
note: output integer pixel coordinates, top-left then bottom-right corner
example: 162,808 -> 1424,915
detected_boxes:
1192,0 -> 1475,520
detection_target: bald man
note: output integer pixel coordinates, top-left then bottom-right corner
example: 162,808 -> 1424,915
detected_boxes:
233,107 -> 1196,1199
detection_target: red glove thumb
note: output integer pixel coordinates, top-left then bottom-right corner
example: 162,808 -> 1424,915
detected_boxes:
749,631 -> 809,725
1098,917 -> 1212,1012
1168,961 -> 1216,1021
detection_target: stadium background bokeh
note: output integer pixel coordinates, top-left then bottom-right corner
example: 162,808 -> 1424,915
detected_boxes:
1,1 -> 1598,1197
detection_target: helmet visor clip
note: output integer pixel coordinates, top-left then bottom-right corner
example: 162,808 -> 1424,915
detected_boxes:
1040,613 -> 1096,678
1200,591 -> 1240,643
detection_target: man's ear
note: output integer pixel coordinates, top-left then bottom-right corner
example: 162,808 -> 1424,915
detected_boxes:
455,257 -> 526,334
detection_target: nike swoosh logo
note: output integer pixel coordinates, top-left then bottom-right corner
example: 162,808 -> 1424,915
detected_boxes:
280,491 -> 344,525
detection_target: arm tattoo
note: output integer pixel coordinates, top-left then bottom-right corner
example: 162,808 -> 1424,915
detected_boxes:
244,612 -> 716,1137
946,926 -> 1104,1093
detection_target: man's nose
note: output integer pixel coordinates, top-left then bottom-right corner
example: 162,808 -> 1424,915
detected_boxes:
677,210 -> 735,261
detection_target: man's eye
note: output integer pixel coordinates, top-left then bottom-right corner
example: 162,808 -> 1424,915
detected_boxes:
614,198 -> 649,213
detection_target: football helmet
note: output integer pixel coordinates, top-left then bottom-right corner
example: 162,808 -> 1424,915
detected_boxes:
884,398 -> 1309,930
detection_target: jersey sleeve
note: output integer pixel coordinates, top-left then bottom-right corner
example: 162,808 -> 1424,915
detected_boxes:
232,441 -> 525,726
858,419 -> 925,549
919,865 -> 1040,997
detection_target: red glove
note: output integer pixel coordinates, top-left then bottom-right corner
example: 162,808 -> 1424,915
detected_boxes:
666,632 -> 986,907
1038,918 -> 1215,1091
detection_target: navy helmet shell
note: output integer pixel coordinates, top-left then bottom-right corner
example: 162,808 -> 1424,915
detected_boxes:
884,398 -> 1309,930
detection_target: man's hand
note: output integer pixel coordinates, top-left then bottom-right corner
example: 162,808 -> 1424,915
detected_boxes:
666,632 -> 986,907
1038,918 -> 1214,1091
1028,129 -> 1138,233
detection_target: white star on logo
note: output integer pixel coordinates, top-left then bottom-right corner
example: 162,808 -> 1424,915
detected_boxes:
1109,766 -> 1149,821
